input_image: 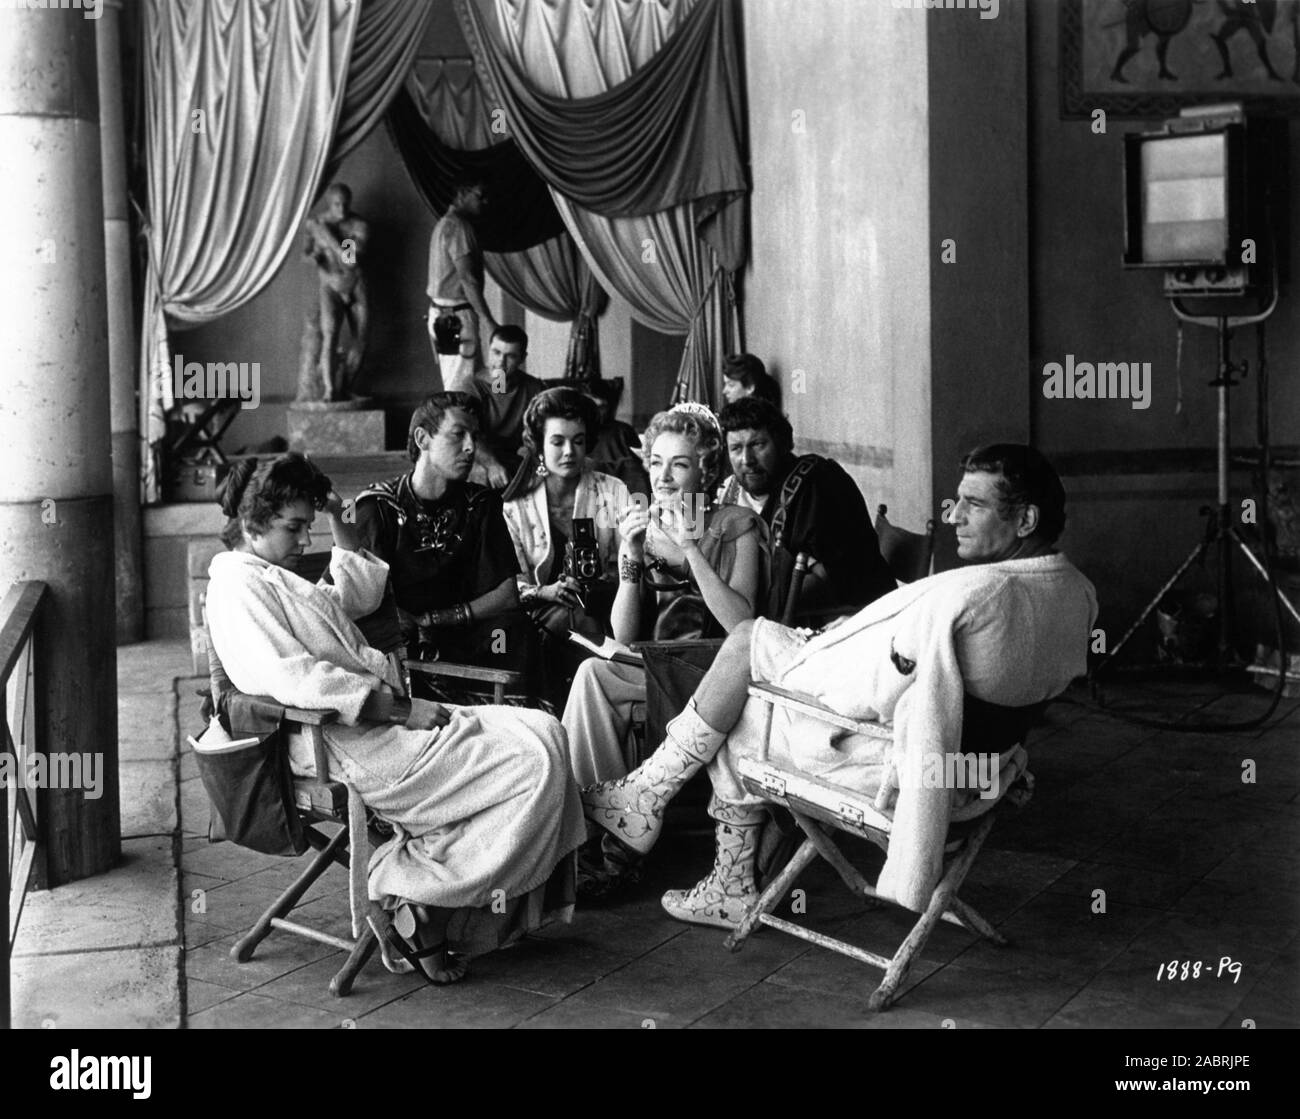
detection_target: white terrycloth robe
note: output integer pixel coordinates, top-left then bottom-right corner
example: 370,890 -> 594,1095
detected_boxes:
712,553 -> 1098,912
205,547 -> 587,911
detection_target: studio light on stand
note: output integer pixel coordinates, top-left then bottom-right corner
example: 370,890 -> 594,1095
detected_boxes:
1090,103 -> 1299,713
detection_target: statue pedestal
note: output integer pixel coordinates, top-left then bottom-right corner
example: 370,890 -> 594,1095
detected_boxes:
288,399 -> 384,455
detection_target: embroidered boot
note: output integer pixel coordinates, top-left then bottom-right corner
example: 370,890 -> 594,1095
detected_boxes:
660,800 -> 765,930
581,701 -> 726,855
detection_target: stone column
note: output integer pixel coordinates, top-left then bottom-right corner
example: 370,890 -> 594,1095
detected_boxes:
0,3 -> 121,885
97,0 -> 144,644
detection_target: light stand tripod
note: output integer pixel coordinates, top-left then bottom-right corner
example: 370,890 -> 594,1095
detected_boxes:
1089,280 -> 1300,684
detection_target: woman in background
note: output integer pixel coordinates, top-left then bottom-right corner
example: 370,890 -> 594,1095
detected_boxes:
720,352 -> 781,409
502,388 -> 629,705
205,453 -> 586,984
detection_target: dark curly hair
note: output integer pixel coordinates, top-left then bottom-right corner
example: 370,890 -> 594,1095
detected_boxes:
640,406 -> 725,495
217,453 -> 332,549
499,387 -> 600,503
718,397 -> 795,456
407,392 -> 481,462
521,387 -> 599,458
960,443 -> 1068,545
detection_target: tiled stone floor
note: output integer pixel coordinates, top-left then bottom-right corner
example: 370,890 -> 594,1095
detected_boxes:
175,662 -> 1300,1030
12,638 -> 1296,1029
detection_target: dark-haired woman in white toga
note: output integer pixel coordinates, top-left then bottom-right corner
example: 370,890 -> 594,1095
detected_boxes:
204,453 -> 586,983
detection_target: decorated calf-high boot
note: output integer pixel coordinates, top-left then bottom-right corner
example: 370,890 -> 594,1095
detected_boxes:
660,798 -> 765,930
581,700 -> 727,855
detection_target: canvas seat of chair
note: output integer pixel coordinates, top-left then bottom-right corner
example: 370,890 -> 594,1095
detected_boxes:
736,743 -> 1031,845
724,683 -> 1038,1012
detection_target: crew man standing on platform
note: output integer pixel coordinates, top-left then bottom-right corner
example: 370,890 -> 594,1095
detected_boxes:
428,174 -> 498,392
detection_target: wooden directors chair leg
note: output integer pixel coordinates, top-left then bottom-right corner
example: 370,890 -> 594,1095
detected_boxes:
792,811 -> 876,898
946,895 -> 1008,946
231,827 -> 349,963
868,812 -> 998,1012
330,923 -> 380,998
725,837 -> 820,952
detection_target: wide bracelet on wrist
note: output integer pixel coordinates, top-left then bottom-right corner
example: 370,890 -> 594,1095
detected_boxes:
424,603 -> 472,627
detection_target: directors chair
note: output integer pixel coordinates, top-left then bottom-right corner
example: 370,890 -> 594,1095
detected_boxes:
197,553 -> 521,997
725,684 -> 1041,1011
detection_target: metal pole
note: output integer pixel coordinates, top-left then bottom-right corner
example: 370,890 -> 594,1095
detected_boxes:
1217,318 -> 1233,665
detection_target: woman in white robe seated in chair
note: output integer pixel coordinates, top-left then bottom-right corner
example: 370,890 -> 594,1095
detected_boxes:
205,453 -> 587,984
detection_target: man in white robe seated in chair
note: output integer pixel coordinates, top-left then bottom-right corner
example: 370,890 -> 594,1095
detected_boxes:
581,443 -> 1098,927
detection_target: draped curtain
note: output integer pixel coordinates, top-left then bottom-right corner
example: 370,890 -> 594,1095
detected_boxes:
458,0 -> 748,406
391,59 -> 605,376
139,0 -> 434,502
325,0 -> 437,178
389,74 -> 567,254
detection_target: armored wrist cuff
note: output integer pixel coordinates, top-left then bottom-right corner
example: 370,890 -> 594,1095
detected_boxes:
426,603 -> 471,627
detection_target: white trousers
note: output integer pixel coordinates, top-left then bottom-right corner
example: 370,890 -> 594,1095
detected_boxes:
560,657 -> 647,787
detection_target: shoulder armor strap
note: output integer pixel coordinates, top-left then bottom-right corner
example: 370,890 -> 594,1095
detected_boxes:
771,456 -> 819,552
357,476 -> 407,527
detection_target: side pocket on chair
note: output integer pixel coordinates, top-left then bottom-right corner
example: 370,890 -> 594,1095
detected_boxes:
190,718 -> 306,857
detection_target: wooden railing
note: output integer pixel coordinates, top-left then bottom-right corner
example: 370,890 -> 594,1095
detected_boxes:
0,581 -> 49,1031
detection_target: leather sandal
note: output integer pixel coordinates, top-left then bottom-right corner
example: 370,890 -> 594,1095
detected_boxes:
367,908 -> 468,986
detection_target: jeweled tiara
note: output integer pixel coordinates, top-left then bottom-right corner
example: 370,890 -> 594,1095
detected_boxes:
669,400 -> 720,432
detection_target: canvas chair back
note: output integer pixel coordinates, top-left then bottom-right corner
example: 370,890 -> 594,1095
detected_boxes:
874,504 -> 935,584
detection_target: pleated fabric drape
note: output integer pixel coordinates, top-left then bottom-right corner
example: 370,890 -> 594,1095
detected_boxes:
458,0 -> 748,406
391,58 -> 605,376
324,0 -> 437,178
140,0 -> 359,502
139,0 -> 438,502
389,64 -> 567,255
